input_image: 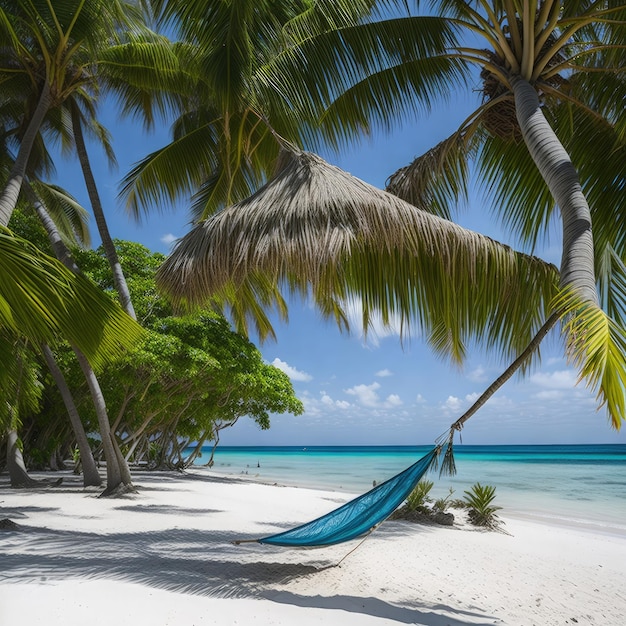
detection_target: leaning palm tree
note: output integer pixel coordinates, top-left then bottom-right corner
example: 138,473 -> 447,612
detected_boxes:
159,2 -> 626,430
0,0 -> 174,490
0,0 -> 159,320
0,224 -> 143,486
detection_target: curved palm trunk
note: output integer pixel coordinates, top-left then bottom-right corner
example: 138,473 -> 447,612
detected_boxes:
32,192 -> 132,494
0,82 -> 52,227
41,344 -> 102,487
512,76 -> 598,305
73,349 -> 125,492
6,429 -> 37,487
71,104 -> 136,320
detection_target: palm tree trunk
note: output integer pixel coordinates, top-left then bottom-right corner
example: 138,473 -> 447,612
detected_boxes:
0,81 -> 52,227
6,429 -> 37,487
41,344 -> 102,487
70,103 -> 137,320
31,190 -> 132,494
512,76 -> 598,305
73,349 -> 125,491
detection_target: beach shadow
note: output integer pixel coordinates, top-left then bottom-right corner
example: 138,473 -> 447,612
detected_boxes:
114,504 -> 222,516
0,526 -> 326,594
0,524 -> 502,624
263,590 -> 500,626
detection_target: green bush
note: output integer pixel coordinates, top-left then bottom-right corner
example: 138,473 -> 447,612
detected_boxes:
463,483 -> 503,529
432,487 -> 455,513
406,479 -> 434,512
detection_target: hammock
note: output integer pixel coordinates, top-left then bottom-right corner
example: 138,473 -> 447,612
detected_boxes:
236,446 -> 440,547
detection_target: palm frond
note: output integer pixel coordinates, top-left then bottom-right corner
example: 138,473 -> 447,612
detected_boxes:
158,150 -> 558,363
119,123 -> 220,219
99,37 -> 196,128
0,227 -> 142,367
555,288 -> 626,429
257,15 -> 466,149
385,126 -> 477,219
28,181 -> 91,247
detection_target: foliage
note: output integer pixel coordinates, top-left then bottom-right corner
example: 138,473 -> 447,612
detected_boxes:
463,483 -> 503,529
405,479 -> 434,513
155,1 -> 626,431
432,487 -> 455,514
0,227 -> 143,368
58,241 -> 303,468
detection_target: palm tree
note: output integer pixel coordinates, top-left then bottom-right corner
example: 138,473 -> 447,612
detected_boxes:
0,0 -> 168,320
119,0 -> 377,221
157,2 -> 626,431
0,0 -> 174,491
115,1 -> 395,339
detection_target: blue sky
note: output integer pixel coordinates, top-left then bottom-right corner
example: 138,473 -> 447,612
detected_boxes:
50,92 -> 626,447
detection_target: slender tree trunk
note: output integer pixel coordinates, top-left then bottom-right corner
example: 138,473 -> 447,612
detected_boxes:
72,349 -> 123,489
70,104 -> 136,320
31,190 -> 132,494
41,344 -> 102,487
512,76 -> 598,305
0,82 -> 52,226
6,429 -> 36,487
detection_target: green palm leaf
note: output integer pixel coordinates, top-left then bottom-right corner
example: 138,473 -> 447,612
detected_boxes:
0,227 -> 142,367
159,150 -> 558,363
555,288 -> 626,429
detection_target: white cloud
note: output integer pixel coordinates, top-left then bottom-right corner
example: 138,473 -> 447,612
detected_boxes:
161,233 -> 178,246
321,393 -> 334,406
465,392 -> 480,404
343,298 -> 406,346
376,369 -> 393,378
385,394 -> 402,407
345,382 -> 382,407
467,366 -> 488,383
530,369 -> 577,389
443,395 -> 462,412
271,358 -> 313,382
320,392 -> 351,410
416,394 -> 426,403
534,390 -> 564,401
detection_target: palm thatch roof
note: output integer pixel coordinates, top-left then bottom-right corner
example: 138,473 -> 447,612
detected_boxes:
157,149 -> 559,361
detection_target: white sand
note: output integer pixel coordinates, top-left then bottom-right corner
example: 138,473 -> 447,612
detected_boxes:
1,468 -> 625,626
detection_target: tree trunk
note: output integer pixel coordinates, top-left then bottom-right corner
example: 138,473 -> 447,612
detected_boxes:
6,429 -> 36,488
512,76 -> 598,305
74,349 -> 134,494
70,103 -> 137,320
32,190 -> 132,494
0,82 -> 52,227
41,344 -> 102,487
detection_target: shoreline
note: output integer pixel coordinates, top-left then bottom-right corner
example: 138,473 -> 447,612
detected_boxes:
2,467 -> 626,625
203,466 -> 626,539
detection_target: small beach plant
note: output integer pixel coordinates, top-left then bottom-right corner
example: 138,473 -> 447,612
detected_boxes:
406,479 -> 434,513
463,483 -> 502,529
432,487 -> 455,514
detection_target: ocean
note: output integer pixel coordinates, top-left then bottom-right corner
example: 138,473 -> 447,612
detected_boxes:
196,444 -> 626,535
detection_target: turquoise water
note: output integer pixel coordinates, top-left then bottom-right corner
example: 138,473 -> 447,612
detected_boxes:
197,444 -> 626,534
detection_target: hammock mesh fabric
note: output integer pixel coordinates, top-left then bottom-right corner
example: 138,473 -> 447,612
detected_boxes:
257,446 -> 439,547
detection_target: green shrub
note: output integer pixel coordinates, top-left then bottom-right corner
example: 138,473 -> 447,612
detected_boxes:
432,487 -> 455,513
463,483 -> 503,529
406,479 -> 434,512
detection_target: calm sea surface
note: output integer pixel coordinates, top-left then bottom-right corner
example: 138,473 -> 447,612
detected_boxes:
196,444 -> 626,535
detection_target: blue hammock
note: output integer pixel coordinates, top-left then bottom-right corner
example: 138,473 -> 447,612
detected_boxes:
241,446 -> 439,547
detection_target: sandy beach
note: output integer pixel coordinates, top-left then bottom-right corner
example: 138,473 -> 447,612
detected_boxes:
1,468 -> 625,626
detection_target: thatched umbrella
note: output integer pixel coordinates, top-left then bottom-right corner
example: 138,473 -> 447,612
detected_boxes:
157,149 -> 558,359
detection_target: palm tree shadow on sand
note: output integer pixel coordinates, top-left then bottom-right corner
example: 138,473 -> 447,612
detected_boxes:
1,520 -> 499,626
